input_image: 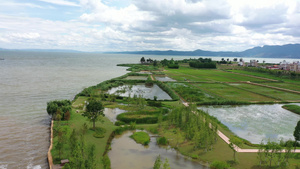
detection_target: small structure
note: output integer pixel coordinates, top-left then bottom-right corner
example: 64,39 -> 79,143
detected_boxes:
249,60 -> 258,67
60,159 -> 69,166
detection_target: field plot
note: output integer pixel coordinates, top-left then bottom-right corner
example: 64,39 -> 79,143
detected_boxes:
195,83 -> 277,102
263,82 -> 300,92
166,82 -> 223,102
237,83 -> 300,101
166,67 -> 273,82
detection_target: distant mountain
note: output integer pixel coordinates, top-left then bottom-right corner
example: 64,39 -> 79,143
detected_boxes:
1,44 -> 300,58
118,44 -> 300,59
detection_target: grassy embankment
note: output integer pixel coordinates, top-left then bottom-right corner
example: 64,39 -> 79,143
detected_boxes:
282,104 -> 300,115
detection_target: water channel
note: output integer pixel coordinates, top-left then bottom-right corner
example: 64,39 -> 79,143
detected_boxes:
199,104 -> 300,144
108,130 -> 208,169
107,84 -> 172,100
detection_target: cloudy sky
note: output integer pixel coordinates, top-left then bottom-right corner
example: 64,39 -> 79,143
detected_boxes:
0,0 -> 299,52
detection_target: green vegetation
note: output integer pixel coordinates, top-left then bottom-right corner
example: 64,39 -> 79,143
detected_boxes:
47,100 -> 72,120
189,58 -> 216,69
282,104 -> 300,115
130,131 -> 150,145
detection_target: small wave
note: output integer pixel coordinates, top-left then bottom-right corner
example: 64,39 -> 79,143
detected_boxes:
27,164 -> 41,169
0,164 -> 8,169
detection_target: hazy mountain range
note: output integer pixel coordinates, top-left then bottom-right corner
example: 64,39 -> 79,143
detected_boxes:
118,44 -> 300,59
1,44 -> 300,59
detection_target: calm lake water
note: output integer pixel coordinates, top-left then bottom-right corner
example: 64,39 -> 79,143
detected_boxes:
0,51 -> 297,168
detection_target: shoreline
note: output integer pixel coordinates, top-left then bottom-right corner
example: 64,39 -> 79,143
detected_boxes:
47,120 -> 53,169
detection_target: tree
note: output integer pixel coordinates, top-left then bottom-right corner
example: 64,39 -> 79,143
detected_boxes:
153,60 -> 158,66
153,155 -> 162,169
294,120 -> 300,150
140,57 -> 145,64
163,158 -> 170,169
229,137 -> 242,162
83,99 -> 104,130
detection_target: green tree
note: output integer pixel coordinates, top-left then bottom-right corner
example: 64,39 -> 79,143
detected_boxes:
83,99 -> 104,130
163,158 -> 170,169
229,137 -> 242,162
294,120 -> 300,150
140,57 -> 145,64
153,155 -> 162,169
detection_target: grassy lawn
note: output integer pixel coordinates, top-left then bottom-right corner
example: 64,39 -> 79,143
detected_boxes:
51,109 -> 118,168
196,83 -> 277,102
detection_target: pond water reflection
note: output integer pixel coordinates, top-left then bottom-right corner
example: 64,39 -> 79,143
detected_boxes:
107,84 -> 172,100
104,108 -> 126,123
108,130 -> 208,169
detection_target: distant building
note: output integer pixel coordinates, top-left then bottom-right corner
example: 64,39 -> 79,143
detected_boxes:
249,60 -> 258,67
279,60 -> 300,72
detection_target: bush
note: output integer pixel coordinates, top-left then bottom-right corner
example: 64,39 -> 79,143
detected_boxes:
147,101 -> 162,107
102,154 -> 111,169
210,160 -> 230,169
157,137 -> 168,145
130,131 -> 150,145
115,121 -> 125,126
93,127 -> 106,138
168,64 -> 179,69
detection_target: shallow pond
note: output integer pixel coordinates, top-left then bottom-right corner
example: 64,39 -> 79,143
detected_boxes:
104,108 -> 126,122
199,104 -> 300,144
108,130 -> 208,169
107,84 -> 172,100
155,76 -> 176,82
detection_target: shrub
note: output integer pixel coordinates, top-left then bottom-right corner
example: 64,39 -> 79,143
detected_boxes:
210,160 -> 230,169
130,131 -> 150,145
102,154 -> 111,169
157,137 -> 168,145
93,127 -> 106,138
115,121 -> 125,126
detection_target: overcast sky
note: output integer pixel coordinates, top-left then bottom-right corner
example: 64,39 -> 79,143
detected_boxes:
0,0 -> 299,52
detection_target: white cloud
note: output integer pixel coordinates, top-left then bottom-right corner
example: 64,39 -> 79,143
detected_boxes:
38,0 -> 79,7
0,0 -> 299,51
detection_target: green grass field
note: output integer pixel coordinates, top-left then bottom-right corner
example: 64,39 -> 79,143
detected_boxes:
165,67 -> 274,82
237,83 -> 300,101
196,83 -> 277,102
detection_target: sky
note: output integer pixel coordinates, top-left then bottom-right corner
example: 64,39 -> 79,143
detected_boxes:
0,0 -> 300,52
